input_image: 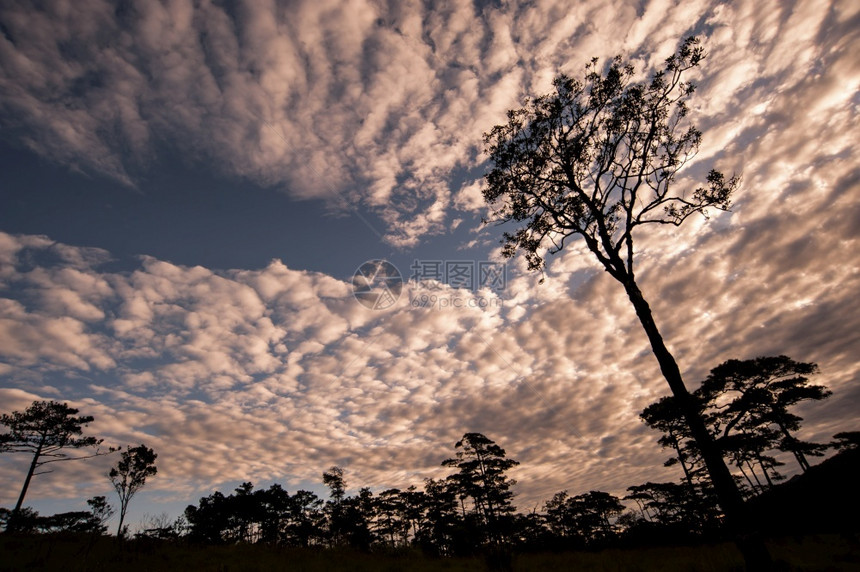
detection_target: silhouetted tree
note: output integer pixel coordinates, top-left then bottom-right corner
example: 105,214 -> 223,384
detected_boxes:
185,490 -> 232,544
184,483 -> 328,547
256,483 -> 292,544
135,511 -> 183,540
831,431 -> 860,452
286,489 -> 325,547
86,495 -> 114,535
0,506 -> 39,533
0,400 -> 111,521
717,427 -> 784,493
543,490 -> 624,545
109,443 -> 157,537
640,396 -> 705,487
0,498 -> 112,535
512,508 -> 549,550
322,466 -> 347,546
479,36 -> 766,563
699,356 -> 831,472
183,483 -> 258,544
375,488 -> 409,546
571,490 -> 625,543
229,482 -> 263,543
416,477 -> 462,555
321,466 -> 373,549
543,491 -> 578,542
623,481 -> 719,535
36,510 -> 109,534
443,433 -> 519,544
322,466 -> 346,504
642,358 -> 826,496
347,487 -> 376,550
398,485 -> 425,543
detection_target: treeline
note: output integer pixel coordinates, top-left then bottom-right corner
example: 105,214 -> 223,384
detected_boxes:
175,356 -> 850,555
2,355 -> 858,555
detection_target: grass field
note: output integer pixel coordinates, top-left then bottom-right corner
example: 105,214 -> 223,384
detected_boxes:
1,533 -> 857,571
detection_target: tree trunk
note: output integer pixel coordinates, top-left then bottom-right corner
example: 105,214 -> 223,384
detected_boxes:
756,456 -> 774,489
746,460 -> 765,492
778,423 -> 810,471
116,506 -> 127,538
14,436 -> 45,513
672,438 -> 695,488
736,462 -> 756,494
621,279 -> 773,568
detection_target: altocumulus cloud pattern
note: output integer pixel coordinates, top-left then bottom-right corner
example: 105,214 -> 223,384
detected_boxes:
0,0 -> 859,518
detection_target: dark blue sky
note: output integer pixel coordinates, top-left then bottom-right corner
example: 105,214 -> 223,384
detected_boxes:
0,142 -> 383,277
1,141 -> 495,285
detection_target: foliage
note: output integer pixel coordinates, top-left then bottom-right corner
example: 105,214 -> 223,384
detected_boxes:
442,433 -> 519,527
0,400 -> 111,517
184,483 -> 327,546
415,477 -> 460,555
323,466 -> 346,503
831,431 -> 860,452
482,35 -> 735,276
543,490 -> 625,546
640,396 -> 705,486
0,506 -> 39,533
698,355 -> 831,473
641,356 -> 832,498
110,443 -> 158,537
0,497 -> 112,535
623,481 -> 720,535
87,495 -> 115,533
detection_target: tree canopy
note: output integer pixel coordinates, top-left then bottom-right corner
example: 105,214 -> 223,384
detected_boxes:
483,36 -> 736,278
0,400 -> 109,516
641,356 -> 832,497
442,432 -> 519,541
698,355 -> 831,473
110,443 -> 158,537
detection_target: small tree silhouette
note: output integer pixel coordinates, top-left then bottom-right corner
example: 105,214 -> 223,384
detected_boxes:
109,443 -> 157,537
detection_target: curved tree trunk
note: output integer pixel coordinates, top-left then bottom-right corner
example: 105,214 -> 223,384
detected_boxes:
621,279 -> 773,568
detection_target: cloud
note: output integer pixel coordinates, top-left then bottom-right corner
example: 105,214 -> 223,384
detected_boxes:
10,0 -> 848,248
1,0 -> 859,515
3,181 -> 859,513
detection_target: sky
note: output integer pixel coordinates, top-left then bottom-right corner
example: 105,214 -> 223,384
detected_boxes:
1,0 -> 859,531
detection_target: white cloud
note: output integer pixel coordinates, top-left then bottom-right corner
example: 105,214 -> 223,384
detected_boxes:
8,0 -> 825,249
